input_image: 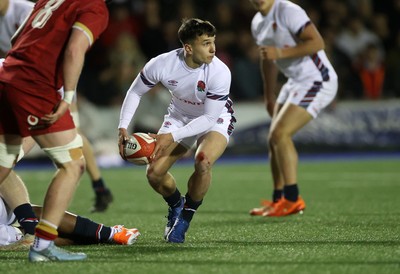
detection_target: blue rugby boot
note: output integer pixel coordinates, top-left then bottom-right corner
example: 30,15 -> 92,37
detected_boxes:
164,196 -> 185,239
29,242 -> 87,262
166,215 -> 190,243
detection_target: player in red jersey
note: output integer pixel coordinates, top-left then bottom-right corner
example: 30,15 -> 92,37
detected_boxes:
0,0 -> 109,262
0,0 -> 113,214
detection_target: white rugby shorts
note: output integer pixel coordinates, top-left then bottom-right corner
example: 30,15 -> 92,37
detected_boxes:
277,77 -> 338,118
158,112 -> 234,149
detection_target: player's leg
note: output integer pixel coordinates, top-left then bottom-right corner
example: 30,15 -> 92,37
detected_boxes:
31,206 -> 140,246
0,83 -> 23,184
21,136 -> 37,156
0,136 -> 50,249
266,102 -> 311,216
0,140 -> 35,250
266,79 -> 337,217
166,131 -> 228,243
0,135 -> 45,248
0,135 -> 53,247
0,134 -> 21,185
269,103 -> 285,200
147,142 -> 188,195
270,103 -> 312,184
80,132 -> 113,212
250,103 -> 285,216
31,129 -> 85,253
188,131 -> 227,200
70,101 -> 113,213
146,142 -> 188,239
0,170 -> 38,236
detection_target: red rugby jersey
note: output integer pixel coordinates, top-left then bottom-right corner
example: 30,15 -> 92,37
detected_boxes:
0,0 -> 108,92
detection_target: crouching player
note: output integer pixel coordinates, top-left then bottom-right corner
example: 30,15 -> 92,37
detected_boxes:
118,18 -> 236,243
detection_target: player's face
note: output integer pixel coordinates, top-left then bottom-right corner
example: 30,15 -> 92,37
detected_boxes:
186,35 -> 216,68
249,0 -> 274,13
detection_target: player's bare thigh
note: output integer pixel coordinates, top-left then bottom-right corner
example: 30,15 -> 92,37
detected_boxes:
148,142 -> 188,176
22,137 -> 36,155
33,128 -> 78,149
196,131 -> 228,165
270,102 -> 313,137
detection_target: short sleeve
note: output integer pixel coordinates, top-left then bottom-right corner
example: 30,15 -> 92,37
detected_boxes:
280,3 -> 310,36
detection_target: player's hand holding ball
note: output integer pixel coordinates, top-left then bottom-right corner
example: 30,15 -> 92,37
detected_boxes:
148,133 -> 174,162
122,132 -> 156,165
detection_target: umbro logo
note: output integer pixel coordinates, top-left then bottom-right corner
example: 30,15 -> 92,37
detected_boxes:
168,80 -> 178,86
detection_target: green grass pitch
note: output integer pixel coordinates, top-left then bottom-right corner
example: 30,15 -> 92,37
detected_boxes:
2,157 -> 400,274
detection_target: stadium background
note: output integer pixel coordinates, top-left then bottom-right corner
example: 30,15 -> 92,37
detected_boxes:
24,0 -> 400,165
3,3 -> 399,271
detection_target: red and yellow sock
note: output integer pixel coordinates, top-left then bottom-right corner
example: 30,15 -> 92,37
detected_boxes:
33,220 -> 58,251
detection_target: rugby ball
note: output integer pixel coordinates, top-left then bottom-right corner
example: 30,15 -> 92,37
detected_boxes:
124,133 -> 156,165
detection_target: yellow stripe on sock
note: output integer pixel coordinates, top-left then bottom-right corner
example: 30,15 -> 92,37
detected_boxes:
35,221 -> 58,240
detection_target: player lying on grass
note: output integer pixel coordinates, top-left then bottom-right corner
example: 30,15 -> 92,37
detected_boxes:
0,170 -> 140,249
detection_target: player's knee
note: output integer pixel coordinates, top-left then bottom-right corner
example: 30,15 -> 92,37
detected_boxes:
57,157 -> 86,180
268,127 -> 287,146
194,151 -> 211,173
43,134 -> 84,166
146,165 -> 163,184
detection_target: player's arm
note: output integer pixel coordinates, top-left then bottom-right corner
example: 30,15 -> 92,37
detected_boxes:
152,95 -> 227,160
172,95 -> 228,140
280,22 -> 324,58
118,74 -> 153,158
262,23 -> 324,60
41,29 -> 90,124
260,57 -> 279,117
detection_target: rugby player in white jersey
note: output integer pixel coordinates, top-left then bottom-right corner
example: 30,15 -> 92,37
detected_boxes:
118,18 -> 236,243
248,0 -> 338,217
0,0 -> 113,214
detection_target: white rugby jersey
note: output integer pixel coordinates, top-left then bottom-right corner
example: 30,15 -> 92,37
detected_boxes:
251,0 -> 337,82
0,0 -> 33,54
119,48 -> 233,141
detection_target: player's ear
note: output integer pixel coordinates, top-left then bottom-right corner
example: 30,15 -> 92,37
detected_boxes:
184,43 -> 193,54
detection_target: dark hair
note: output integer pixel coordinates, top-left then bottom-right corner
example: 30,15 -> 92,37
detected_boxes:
178,18 -> 216,45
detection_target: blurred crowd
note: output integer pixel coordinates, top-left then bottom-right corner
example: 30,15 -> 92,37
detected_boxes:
78,0 -> 400,109
17,0 -> 400,163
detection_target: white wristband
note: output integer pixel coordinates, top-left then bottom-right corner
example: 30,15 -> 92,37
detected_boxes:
63,90 -> 75,104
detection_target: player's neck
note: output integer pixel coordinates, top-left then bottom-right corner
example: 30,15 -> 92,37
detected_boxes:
259,0 -> 275,16
184,56 -> 202,69
0,0 -> 9,16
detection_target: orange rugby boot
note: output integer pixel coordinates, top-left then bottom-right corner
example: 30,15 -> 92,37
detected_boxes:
249,199 -> 282,216
112,225 -> 140,245
266,196 -> 306,217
